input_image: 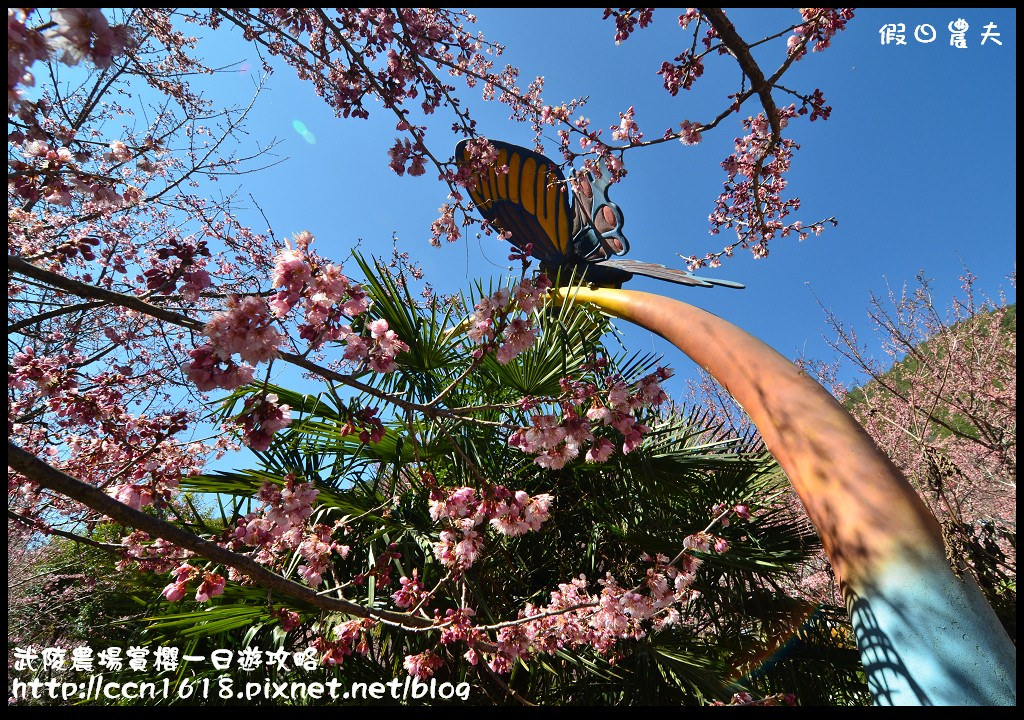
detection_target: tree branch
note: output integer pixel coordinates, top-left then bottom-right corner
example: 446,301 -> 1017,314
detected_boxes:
699,9 -> 781,140
7,441 -> 436,630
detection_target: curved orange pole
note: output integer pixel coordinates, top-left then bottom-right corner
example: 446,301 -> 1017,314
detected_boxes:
558,286 -> 1015,705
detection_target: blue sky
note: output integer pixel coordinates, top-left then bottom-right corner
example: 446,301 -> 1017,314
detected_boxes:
178,8 -> 1015,403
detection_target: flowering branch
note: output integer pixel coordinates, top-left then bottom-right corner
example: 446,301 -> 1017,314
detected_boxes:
7,441 -> 469,637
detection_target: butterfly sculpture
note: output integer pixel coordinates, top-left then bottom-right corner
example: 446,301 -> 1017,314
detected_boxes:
455,139 -> 744,290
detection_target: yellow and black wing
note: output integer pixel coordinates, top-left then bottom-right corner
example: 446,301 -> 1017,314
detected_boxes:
455,139 -> 574,265
455,138 -> 745,291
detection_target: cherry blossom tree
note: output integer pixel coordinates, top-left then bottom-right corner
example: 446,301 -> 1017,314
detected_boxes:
816,269 -> 1016,638
10,7 -> 879,705
685,268 -> 1016,636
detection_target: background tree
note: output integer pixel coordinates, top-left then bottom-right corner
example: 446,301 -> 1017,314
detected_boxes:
686,267 -> 1017,639
816,269 -> 1016,640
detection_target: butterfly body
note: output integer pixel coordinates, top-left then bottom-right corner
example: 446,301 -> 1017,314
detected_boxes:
542,258 -> 634,288
455,139 -> 743,291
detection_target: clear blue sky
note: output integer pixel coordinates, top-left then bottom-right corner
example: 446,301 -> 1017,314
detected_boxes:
178,8 -> 1017,399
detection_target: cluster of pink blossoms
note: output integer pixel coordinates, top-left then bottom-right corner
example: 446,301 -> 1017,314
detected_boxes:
677,119 -> 702,146
228,478 -> 349,588
203,295 -> 282,365
144,235 -> 212,301
387,137 -> 427,177
272,607 -> 301,632
340,406 -> 386,445
94,422 -> 198,511
602,7 -> 654,44
466,275 -> 551,365
8,10 -> 51,109
231,479 -> 317,555
234,393 -> 292,453
184,294 -> 281,392
429,203 -> 460,246
8,9 -> 132,111
296,522 -> 352,588
420,503 -> 751,674
437,138 -> 505,248
427,485 -> 553,572
659,50 -> 705,96
450,137 -> 501,194
787,8 -> 855,59
486,536 -> 733,674
590,7 -> 840,272
186,232 -> 407,396
9,10 -> 144,207
404,650 -> 444,679
702,106 -> 805,265
402,607 -> 486,677
185,233 -> 410,451
10,346 -> 77,397
489,561 -> 692,671
312,619 -> 376,666
161,564 -> 226,604
47,8 -> 134,70
509,367 -> 672,469
271,235 -> 363,332
110,482 -> 164,511
11,343 -> 204,512
89,414 -> 201,512
118,530 -> 191,574
611,106 -> 642,143
362,319 -> 410,373
269,233 -> 409,369
183,344 -> 255,393
391,570 -> 427,609
12,130 -> 148,208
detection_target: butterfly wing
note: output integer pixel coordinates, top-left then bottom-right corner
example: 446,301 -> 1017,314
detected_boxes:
455,139 -> 574,266
602,258 -> 746,289
456,139 -> 745,291
570,164 -> 630,260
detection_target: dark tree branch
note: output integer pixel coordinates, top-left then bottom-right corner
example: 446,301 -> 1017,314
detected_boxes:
7,441 -> 436,630
699,8 -> 782,140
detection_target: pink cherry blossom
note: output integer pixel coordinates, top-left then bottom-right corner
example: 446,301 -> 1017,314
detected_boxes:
392,572 -> 426,609
195,572 -> 226,602
585,437 -> 615,463
203,295 -> 284,366
404,650 -> 443,679
235,393 -> 292,452
48,8 -> 133,69
161,581 -> 187,602
496,317 -> 538,365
